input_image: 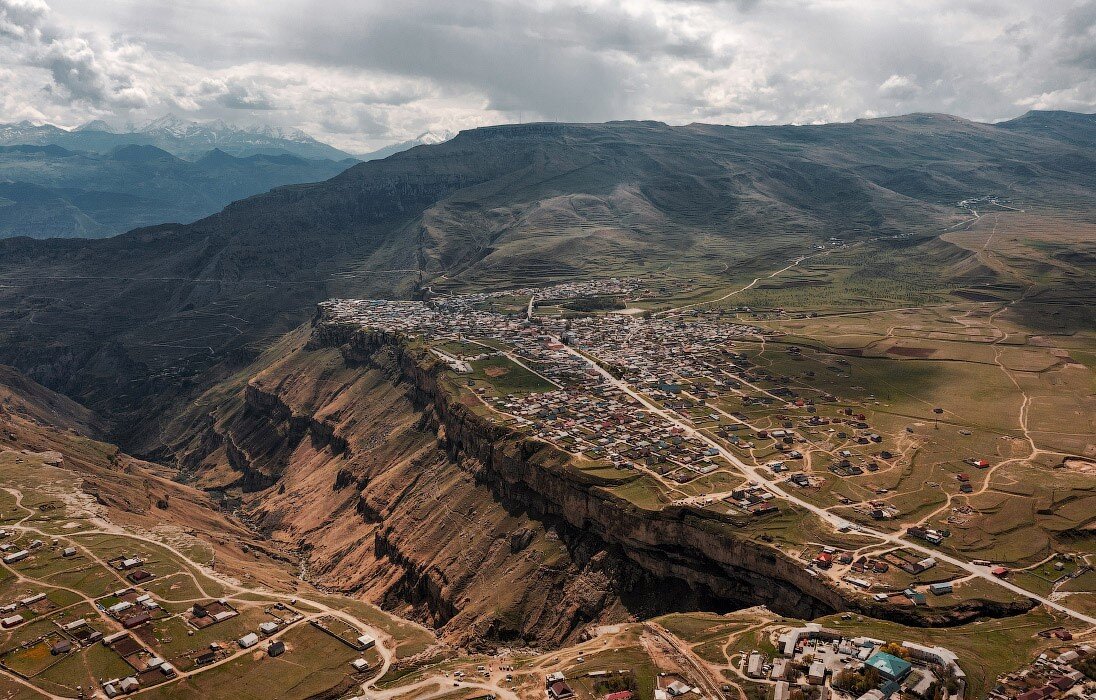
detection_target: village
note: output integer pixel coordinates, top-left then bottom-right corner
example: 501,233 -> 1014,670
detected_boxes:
991,640 -> 1093,700
743,623 -> 967,700
538,619 -> 1095,700
321,279 -> 781,497
0,490 -> 388,699
319,278 -> 1007,576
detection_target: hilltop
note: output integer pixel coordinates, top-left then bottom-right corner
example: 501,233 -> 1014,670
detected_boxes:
0,112 -> 1092,444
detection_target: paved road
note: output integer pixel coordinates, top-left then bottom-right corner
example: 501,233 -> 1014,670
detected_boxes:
554,337 -> 1096,629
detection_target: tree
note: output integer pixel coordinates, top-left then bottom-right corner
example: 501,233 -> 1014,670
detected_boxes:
833,667 -> 881,696
1076,657 -> 1096,681
880,642 -> 911,660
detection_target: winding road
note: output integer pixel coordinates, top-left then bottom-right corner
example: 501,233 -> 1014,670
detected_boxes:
551,335 -> 1096,629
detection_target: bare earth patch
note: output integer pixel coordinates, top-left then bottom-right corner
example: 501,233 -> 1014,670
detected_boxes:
1061,458 -> 1096,475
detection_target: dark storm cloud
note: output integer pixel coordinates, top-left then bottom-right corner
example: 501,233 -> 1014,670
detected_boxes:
270,0 -> 727,121
2,0 -> 1094,152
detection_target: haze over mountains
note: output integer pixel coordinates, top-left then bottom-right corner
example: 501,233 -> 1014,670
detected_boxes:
0,110 -> 1092,447
0,114 -> 355,160
358,129 -> 457,161
0,144 -> 355,239
0,116 -> 463,238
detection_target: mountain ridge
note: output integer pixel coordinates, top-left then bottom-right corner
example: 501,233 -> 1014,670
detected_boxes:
359,129 -> 457,161
0,114 -> 353,160
0,111 -> 1092,446
0,145 -> 355,238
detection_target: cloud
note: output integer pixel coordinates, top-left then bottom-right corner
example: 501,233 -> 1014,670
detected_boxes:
1,0 -> 150,109
878,74 -> 922,101
212,78 -> 277,110
39,36 -> 148,107
0,0 -> 48,40
0,0 -> 1094,152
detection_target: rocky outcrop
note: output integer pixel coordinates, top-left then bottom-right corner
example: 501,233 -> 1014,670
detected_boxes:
313,320 -> 845,618
175,314 -> 1035,650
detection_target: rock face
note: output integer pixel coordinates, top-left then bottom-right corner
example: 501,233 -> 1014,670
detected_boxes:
172,315 -> 1034,649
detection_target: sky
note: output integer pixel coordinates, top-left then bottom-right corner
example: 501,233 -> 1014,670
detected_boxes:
1,0 -> 1094,153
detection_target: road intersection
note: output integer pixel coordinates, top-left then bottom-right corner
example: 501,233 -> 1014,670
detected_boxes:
552,333 -> 1096,629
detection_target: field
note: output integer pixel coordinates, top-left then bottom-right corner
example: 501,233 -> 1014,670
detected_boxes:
465,354 -> 557,395
146,624 -> 366,700
0,444 -> 439,700
735,220 -> 1096,569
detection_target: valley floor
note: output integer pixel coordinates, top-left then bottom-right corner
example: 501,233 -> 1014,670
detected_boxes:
0,205 -> 1093,700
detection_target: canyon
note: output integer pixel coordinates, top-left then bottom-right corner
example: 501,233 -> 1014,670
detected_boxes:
152,309 -> 1036,651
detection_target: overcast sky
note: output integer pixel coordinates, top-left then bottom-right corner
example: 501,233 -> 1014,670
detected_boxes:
1,0 -> 1094,152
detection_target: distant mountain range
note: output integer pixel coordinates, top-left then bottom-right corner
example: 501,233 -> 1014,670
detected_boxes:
0,115 -> 461,238
0,110 -> 1091,437
0,115 -> 457,162
0,114 -> 355,160
0,143 -> 355,238
359,130 -> 456,161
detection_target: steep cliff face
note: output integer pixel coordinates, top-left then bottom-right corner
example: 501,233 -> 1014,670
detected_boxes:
170,327 -> 635,648
0,365 -> 302,592
172,316 -> 1032,649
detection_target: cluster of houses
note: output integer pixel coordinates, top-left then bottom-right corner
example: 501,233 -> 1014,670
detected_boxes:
749,623 -> 966,700
724,484 -> 780,516
544,668 -> 642,700
106,554 -> 155,583
188,599 -> 239,629
99,630 -> 177,697
805,545 -> 967,601
100,587 -> 161,630
0,590 -> 53,629
992,644 -> 1092,700
562,311 -> 764,383
490,385 -> 733,480
906,527 -> 948,547
324,277 -> 645,340
0,530 -> 45,569
321,293 -> 767,487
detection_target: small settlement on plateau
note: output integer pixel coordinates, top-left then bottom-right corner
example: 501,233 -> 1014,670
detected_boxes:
321,279 -> 778,505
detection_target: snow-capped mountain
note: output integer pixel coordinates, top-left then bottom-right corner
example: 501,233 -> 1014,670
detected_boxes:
0,121 -> 69,143
75,119 -> 117,133
359,130 -> 456,161
0,115 -> 354,161
125,114 -> 351,159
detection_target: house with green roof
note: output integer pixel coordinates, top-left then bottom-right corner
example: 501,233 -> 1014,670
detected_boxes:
865,652 -> 912,682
